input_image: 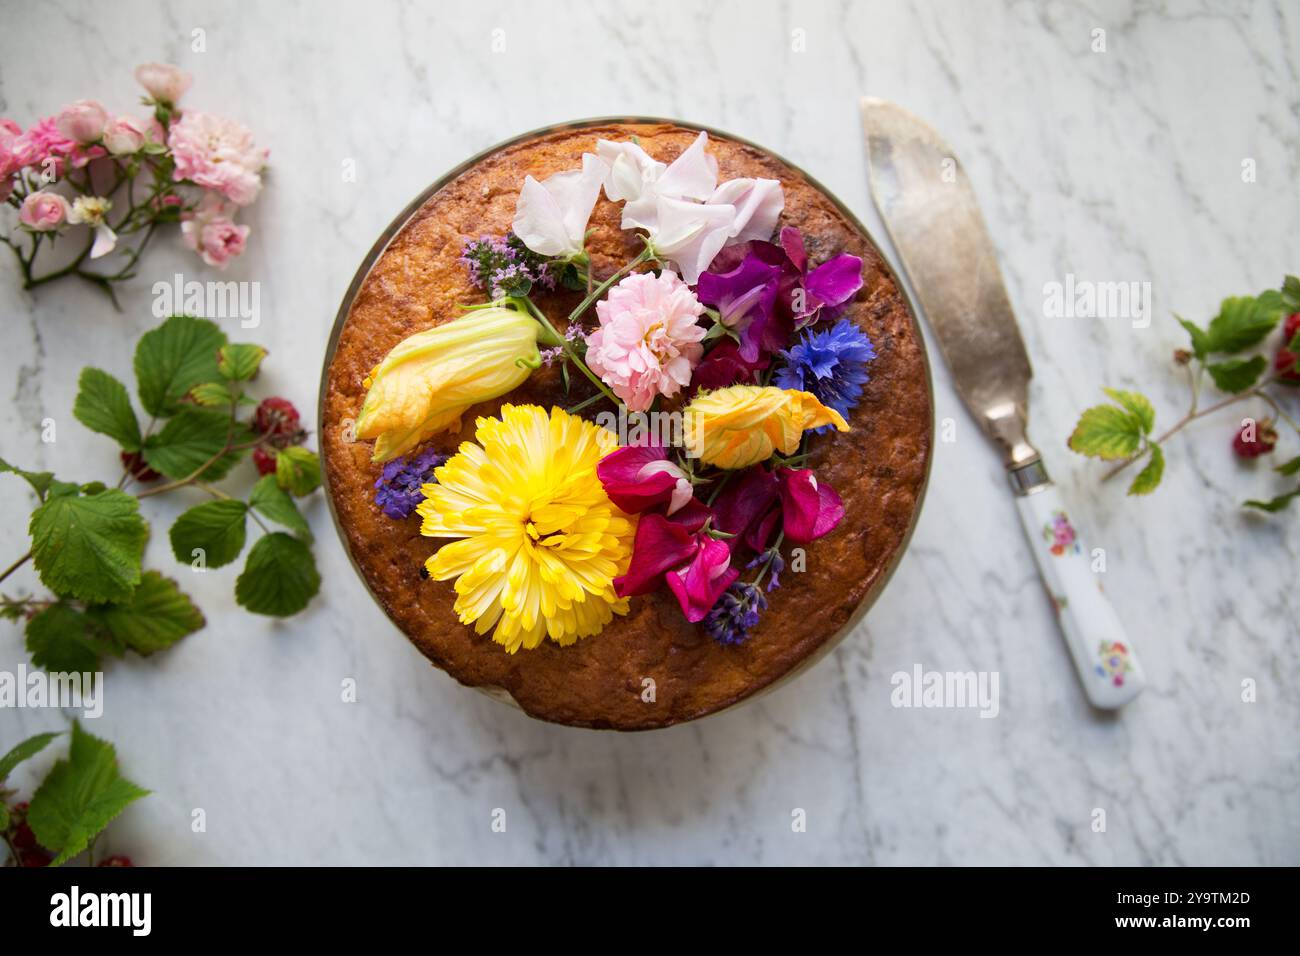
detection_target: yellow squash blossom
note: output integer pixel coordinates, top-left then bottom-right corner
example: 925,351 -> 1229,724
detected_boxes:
355,306 -> 544,462
683,385 -> 849,469
417,404 -> 637,654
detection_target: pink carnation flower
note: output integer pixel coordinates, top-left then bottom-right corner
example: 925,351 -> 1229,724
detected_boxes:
181,193 -> 249,269
585,270 -> 707,412
0,119 -> 23,178
168,110 -> 268,206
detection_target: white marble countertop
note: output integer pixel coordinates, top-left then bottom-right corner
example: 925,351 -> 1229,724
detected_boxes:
2,0 -> 1296,865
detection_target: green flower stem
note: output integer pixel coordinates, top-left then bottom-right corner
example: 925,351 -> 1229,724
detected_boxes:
567,245 -> 654,324
0,551 -> 32,586
517,296 -> 621,408
750,531 -> 786,590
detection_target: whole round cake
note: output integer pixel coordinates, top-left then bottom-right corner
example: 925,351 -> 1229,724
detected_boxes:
321,119 -> 932,729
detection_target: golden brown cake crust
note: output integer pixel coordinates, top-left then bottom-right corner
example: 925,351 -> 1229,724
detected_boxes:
321,121 -> 932,729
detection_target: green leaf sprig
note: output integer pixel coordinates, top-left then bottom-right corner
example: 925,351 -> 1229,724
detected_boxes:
1,725 -> 148,867
1068,275 -> 1300,507
1,314 -> 324,674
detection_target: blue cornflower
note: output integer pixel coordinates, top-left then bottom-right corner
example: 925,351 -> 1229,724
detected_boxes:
373,447 -> 446,520
772,319 -> 876,431
703,582 -> 768,646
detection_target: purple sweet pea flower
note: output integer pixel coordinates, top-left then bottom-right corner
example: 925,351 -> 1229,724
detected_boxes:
779,227 -> 863,327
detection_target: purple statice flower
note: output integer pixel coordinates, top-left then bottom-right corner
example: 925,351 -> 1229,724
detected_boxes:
459,232 -> 557,299
704,581 -> 768,646
773,318 -> 876,431
373,447 -> 446,520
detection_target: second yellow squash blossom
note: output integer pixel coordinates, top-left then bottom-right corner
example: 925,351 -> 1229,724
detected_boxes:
682,385 -> 849,469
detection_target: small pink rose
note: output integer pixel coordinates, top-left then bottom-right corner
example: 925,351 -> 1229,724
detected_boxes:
55,100 -> 108,143
180,193 -> 249,269
103,116 -> 147,155
19,191 -> 71,231
134,63 -> 193,105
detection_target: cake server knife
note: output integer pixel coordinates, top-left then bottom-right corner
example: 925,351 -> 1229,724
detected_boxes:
859,97 -> 1145,709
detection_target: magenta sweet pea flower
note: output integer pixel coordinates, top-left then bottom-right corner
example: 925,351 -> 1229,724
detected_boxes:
779,227 -> 863,327
712,464 -> 844,551
696,243 -> 789,363
597,443 -> 694,516
690,337 -> 770,391
614,501 -> 738,622
775,467 -> 844,543
666,535 -> 740,622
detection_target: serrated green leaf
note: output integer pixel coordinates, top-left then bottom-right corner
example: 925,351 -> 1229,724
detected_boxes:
142,406 -> 254,481
1244,488 -> 1300,513
134,314 -> 227,416
0,456 -> 60,502
86,571 -> 205,655
1127,444 -> 1165,496
1176,316 -> 1210,361
1206,355 -> 1267,394
0,732 -> 62,783
1068,404 -> 1144,460
25,604 -> 103,673
235,532 -> 320,617
72,368 -> 142,452
1276,456 -> 1300,477
168,499 -> 248,569
27,722 -> 150,866
1280,275 -> 1300,312
249,474 -> 311,539
29,489 -> 146,604
190,380 -> 238,407
218,343 -> 267,381
275,446 -> 321,497
1102,388 -> 1155,434
1204,293 -> 1285,354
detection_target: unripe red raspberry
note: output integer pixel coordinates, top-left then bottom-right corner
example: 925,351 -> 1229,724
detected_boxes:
1232,418 -> 1277,458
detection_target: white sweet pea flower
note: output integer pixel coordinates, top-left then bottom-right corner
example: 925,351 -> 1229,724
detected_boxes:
710,177 -> 785,245
594,131 -> 785,283
512,152 -> 604,260
68,196 -> 117,259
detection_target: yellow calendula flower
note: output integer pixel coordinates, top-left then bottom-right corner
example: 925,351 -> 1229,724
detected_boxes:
683,385 -> 849,469
355,306 -> 544,462
417,404 -> 637,654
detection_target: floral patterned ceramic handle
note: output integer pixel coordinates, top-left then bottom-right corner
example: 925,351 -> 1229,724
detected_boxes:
1014,482 -> 1146,709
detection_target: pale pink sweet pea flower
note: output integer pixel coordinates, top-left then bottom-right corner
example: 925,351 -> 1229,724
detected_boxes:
511,152 -> 604,260
55,100 -> 109,143
180,193 -> 249,269
19,191 -> 72,230
134,63 -> 192,106
169,110 -> 268,206
103,116 -> 147,155
584,270 -> 707,411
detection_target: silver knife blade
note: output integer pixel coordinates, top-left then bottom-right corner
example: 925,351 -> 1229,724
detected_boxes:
860,97 -> 1038,470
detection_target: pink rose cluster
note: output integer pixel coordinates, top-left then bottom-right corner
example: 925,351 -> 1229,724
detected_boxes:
2,63 -> 266,282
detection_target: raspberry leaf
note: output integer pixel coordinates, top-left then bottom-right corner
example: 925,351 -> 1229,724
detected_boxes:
1127,444 -> 1164,496
73,368 -> 143,452
1280,275 -> 1300,312
1203,292 -> 1285,354
87,572 -> 205,655
27,722 -> 150,867
1205,355 -> 1267,394
168,499 -> 248,569
134,314 -> 226,417
235,532 -> 320,616
0,456 -> 76,503
1068,404 -> 1144,460
217,343 -> 267,381
275,446 -> 322,497
29,489 -> 147,604
142,406 -> 255,481
0,731 -> 62,784
1101,388 -> 1154,434
1176,316 -> 1209,361
1244,487 -> 1300,513
25,604 -> 105,672
249,474 -> 312,539
1276,456 -> 1300,477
